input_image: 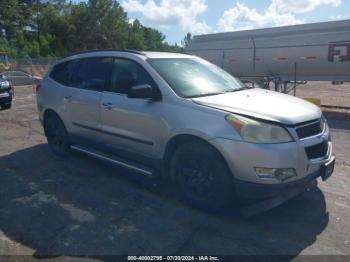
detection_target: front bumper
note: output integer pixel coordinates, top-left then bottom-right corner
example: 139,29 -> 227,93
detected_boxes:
235,155 -> 334,199
0,91 -> 12,106
210,122 -> 334,200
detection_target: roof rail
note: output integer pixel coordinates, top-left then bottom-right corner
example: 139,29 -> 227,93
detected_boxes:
63,49 -> 146,58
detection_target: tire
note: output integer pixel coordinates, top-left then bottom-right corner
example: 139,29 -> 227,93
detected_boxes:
44,114 -> 70,156
1,104 -> 11,110
170,141 -> 235,211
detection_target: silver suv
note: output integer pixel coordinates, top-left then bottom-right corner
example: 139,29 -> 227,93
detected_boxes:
37,50 -> 335,211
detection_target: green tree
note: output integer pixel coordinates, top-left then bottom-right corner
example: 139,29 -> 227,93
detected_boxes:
0,0 -> 181,58
181,32 -> 192,48
69,0 -> 129,50
127,19 -> 145,50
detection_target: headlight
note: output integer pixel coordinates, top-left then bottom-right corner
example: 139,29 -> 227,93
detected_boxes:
0,80 -> 10,90
225,114 -> 293,143
321,115 -> 328,130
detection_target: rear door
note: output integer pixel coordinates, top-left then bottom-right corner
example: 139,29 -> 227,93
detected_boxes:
63,57 -> 113,145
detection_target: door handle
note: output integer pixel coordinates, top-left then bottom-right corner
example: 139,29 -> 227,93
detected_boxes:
64,95 -> 73,102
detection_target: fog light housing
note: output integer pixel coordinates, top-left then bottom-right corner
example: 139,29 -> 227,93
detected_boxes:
255,167 -> 297,182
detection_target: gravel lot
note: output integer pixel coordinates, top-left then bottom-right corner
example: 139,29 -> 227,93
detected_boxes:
291,81 -> 350,108
0,85 -> 350,261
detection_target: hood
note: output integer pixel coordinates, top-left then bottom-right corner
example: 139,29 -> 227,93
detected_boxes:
192,88 -> 321,125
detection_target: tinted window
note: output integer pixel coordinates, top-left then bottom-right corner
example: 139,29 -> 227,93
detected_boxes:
110,59 -> 156,94
50,60 -> 80,86
76,57 -> 113,91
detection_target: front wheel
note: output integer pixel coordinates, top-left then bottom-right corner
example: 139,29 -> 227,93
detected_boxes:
170,141 -> 235,211
44,114 -> 70,156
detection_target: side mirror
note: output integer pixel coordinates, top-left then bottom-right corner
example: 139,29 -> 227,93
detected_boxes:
128,84 -> 159,99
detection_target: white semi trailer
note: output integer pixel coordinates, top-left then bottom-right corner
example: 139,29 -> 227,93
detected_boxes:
186,19 -> 350,92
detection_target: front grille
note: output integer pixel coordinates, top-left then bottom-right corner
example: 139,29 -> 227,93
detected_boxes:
305,141 -> 328,159
296,119 -> 323,139
0,96 -> 11,103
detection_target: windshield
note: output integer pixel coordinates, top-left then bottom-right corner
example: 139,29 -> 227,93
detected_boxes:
148,58 -> 246,98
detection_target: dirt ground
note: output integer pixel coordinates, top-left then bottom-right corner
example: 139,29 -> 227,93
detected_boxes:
0,85 -> 350,261
291,81 -> 350,108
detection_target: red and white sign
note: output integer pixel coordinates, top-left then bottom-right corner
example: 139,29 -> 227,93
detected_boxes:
328,43 -> 350,62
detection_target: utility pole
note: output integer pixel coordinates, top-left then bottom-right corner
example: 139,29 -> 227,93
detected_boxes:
36,0 -> 40,42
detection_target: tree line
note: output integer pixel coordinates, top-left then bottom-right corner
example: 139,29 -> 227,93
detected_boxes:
0,0 -> 192,58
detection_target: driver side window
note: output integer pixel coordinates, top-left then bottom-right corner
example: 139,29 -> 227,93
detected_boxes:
109,59 -> 157,94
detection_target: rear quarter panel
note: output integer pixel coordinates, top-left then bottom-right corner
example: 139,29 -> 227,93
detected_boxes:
37,77 -> 69,128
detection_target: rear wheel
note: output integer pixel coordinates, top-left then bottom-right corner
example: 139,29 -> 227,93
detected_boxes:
170,141 -> 235,211
44,114 -> 70,156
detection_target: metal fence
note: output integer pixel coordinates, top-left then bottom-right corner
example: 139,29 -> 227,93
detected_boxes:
14,57 -> 59,78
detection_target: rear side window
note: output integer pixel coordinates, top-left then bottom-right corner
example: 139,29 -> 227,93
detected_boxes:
50,60 -> 80,86
76,57 -> 113,91
109,59 -> 156,94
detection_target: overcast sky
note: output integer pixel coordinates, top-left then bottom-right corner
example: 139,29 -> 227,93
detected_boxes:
119,0 -> 350,44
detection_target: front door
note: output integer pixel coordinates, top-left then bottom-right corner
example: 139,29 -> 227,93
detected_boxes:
100,58 -> 167,161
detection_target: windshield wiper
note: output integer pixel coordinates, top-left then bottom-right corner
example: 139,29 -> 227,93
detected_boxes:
187,86 -> 252,98
224,86 -> 252,93
186,92 -> 226,98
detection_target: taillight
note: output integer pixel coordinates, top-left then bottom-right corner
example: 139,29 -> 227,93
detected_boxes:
35,83 -> 41,93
